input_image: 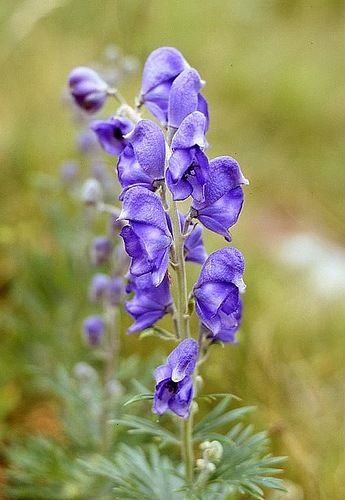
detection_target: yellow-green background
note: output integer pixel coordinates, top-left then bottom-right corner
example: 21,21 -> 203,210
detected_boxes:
1,1 -> 345,498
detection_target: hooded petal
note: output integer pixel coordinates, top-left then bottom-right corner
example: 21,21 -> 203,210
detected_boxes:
126,120 -> 166,180
167,339 -> 198,382
171,111 -> 207,150
195,248 -> 245,288
119,186 -> 170,235
117,145 -> 153,194
141,47 -> 189,96
168,68 -> 204,128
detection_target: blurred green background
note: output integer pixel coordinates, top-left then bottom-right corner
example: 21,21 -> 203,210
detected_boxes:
1,0 -> 345,498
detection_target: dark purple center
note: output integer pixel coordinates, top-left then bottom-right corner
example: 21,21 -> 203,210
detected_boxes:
113,127 -> 124,141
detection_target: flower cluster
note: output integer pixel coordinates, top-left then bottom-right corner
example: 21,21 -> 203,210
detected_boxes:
68,46 -> 248,420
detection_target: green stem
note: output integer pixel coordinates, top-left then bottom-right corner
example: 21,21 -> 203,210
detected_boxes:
168,198 -> 190,339
165,126 -> 194,486
100,304 -> 120,452
181,415 -> 194,487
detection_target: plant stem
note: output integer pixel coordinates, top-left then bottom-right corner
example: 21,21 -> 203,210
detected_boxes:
100,304 -> 120,452
166,127 -> 194,486
181,415 -> 194,487
168,198 -> 190,339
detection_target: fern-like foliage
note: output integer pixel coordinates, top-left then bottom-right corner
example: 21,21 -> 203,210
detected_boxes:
4,436 -> 111,499
81,445 -> 184,500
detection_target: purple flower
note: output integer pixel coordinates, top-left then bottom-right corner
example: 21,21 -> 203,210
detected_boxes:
89,273 -> 111,303
83,315 -> 105,346
107,277 -> 124,306
193,248 -> 245,342
126,274 -> 172,333
191,156 -> 249,241
140,47 -> 189,124
91,236 -> 113,265
119,187 -> 172,286
168,68 -> 208,129
153,339 -> 198,418
91,116 -> 134,155
117,120 -> 166,196
184,222 -> 208,264
68,67 -> 108,113
166,112 -> 209,201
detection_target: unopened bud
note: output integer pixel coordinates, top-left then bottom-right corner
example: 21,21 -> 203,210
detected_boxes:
204,440 -> 223,462
196,459 -> 216,474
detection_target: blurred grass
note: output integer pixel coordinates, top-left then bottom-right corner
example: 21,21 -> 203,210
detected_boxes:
0,0 -> 345,498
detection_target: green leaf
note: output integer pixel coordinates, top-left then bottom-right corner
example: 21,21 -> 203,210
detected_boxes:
193,396 -> 255,439
196,392 -> 241,403
124,393 -> 154,407
139,327 -> 177,341
110,415 -> 180,445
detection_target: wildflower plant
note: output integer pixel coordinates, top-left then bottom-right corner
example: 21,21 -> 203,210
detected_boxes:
65,46 -> 287,498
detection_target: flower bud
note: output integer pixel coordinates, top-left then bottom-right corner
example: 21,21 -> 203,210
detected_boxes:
68,66 -> 108,113
196,459 -> 216,474
91,236 -> 113,265
89,273 -> 111,303
83,315 -> 105,346
204,440 -> 223,462
107,277 -> 124,306
81,178 -> 103,205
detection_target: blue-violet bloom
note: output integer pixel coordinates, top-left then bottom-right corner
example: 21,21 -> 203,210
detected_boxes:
83,315 -> 105,346
89,273 -> 111,303
191,156 -> 249,241
126,274 -> 172,333
166,111 -> 209,202
140,47 -> 189,124
91,236 -> 113,265
184,221 -> 208,264
91,116 -> 134,156
153,339 -> 198,418
194,248 -> 246,342
119,187 -> 172,286
68,67 -> 108,113
168,68 -> 208,129
117,120 -> 166,196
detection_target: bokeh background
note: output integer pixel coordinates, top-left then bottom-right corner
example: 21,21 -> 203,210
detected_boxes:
1,0 -> 345,498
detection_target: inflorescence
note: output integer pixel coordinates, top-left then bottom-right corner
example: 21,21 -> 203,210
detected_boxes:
68,46 -> 248,420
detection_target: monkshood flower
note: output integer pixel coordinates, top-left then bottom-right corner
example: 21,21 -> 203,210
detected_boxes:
166,212 -> 207,265
191,156 -> 249,241
168,68 -> 208,129
166,111 -> 209,202
153,339 -> 198,418
89,273 -> 111,303
117,120 -> 166,196
68,67 -> 109,113
194,248 -> 246,342
184,221 -> 208,265
91,236 -> 113,265
140,47 -> 189,124
126,274 -> 172,333
83,315 -> 105,346
91,116 -> 134,155
119,186 -> 172,286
